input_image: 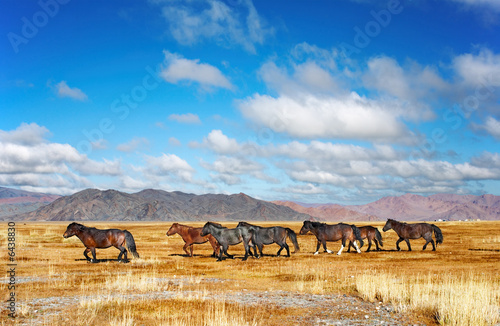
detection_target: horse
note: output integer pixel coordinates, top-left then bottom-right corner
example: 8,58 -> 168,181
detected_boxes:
347,226 -> 383,252
63,222 -> 139,263
299,221 -> 364,255
237,222 -> 300,258
166,223 -> 220,257
200,222 -> 253,261
382,219 -> 443,251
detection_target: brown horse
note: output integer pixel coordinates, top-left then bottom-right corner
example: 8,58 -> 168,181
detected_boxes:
382,219 -> 443,251
63,222 -> 139,263
347,226 -> 383,252
299,221 -> 364,255
166,223 -> 220,257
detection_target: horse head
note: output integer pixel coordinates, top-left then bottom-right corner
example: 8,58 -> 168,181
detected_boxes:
166,223 -> 179,236
299,220 -> 313,235
63,222 -> 83,238
200,222 -> 212,237
382,219 -> 393,232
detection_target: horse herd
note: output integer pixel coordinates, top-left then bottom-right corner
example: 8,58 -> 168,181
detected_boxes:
62,219 -> 444,263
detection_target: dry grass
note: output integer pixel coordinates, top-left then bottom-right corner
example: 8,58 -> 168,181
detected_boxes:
0,221 -> 499,325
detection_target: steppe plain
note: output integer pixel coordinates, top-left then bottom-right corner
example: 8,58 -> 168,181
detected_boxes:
1,221 -> 499,325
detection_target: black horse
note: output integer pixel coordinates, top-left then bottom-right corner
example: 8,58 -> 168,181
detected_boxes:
237,222 -> 300,257
63,222 -> 139,263
201,222 -> 253,261
383,219 -> 443,251
299,221 -> 364,255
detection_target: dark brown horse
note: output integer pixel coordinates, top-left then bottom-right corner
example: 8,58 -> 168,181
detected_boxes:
166,223 -> 220,257
299,221 -> 364,255
382,219 -> 443,251
63,222 -> 139,263
347,226 -> 383,252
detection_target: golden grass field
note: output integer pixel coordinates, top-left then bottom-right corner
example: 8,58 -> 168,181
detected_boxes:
1,221 -> 499,325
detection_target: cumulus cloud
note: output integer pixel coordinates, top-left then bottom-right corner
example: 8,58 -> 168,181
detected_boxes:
453,49 -> 500,88
472,116 -> 500,139
238,92 -> 410,142
0,122 -> 50,145
0,123 -> 122,193
144,153 -> 195,182
55,81 -> 88,101
161,51 -> 233,91
158,0 -> 273,53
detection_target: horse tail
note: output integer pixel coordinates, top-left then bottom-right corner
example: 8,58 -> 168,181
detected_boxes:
375,228 -> 383,247
285,228 -> 300,252
432,224 -> 443,245
351,225 -> 364,248
124,230 -> 140,258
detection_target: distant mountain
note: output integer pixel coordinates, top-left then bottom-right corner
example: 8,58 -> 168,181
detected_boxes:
346,193 -> 500,221
0,187 -> 61,218
272,201 -> 379,222
8,188 -> 312,222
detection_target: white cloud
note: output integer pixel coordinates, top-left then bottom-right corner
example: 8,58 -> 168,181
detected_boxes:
168,113 -> 202,124
160,51 -> 233,91
55,81 -> 88,101
0,124 -> 122,193
158,0 -> 273,53
453,49 -> 500,88
201,130 -> 241,154
474,116 -> 500,139
0,122 -> 50,145
238,92 -> 410,142
144,153 -> 195,182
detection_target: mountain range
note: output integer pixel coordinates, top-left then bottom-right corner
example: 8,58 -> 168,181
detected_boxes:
6,188 -> 310,222
1,187 -> 499,222
274,193 -> 500,221
0,187 -> 61,219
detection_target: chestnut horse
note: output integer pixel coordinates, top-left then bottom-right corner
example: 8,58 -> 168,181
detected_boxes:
382,219 -> 443,251
299,221 -> 364,255
166,223 -> 220,257
347,226 -> 383,252
63,222 -> 139,263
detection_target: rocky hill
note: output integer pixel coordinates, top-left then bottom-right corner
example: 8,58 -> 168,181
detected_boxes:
0,187 -> 61,218
9,188 -> 312,222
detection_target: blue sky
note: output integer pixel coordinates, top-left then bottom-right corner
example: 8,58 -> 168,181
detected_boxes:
1,0 -> 500,204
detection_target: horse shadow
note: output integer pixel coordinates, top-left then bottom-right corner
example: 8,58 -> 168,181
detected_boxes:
75,258 -> 128,263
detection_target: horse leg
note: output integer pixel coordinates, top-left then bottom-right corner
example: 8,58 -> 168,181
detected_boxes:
405,239 -> 412,251
374,240 -> 381,251
347,241 -> 352,253
284,243 -> 290,257
337,239 -> 347,255
90,248 -> 98,263
352,240 -> 361,254
324,241 -> 333,254
366,240 -> 372,252
182,243 -> 191,257
314,240 -> 322,255
396,238 -> 404,251
83,248 -> 92,262
223,245 -> 234,260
